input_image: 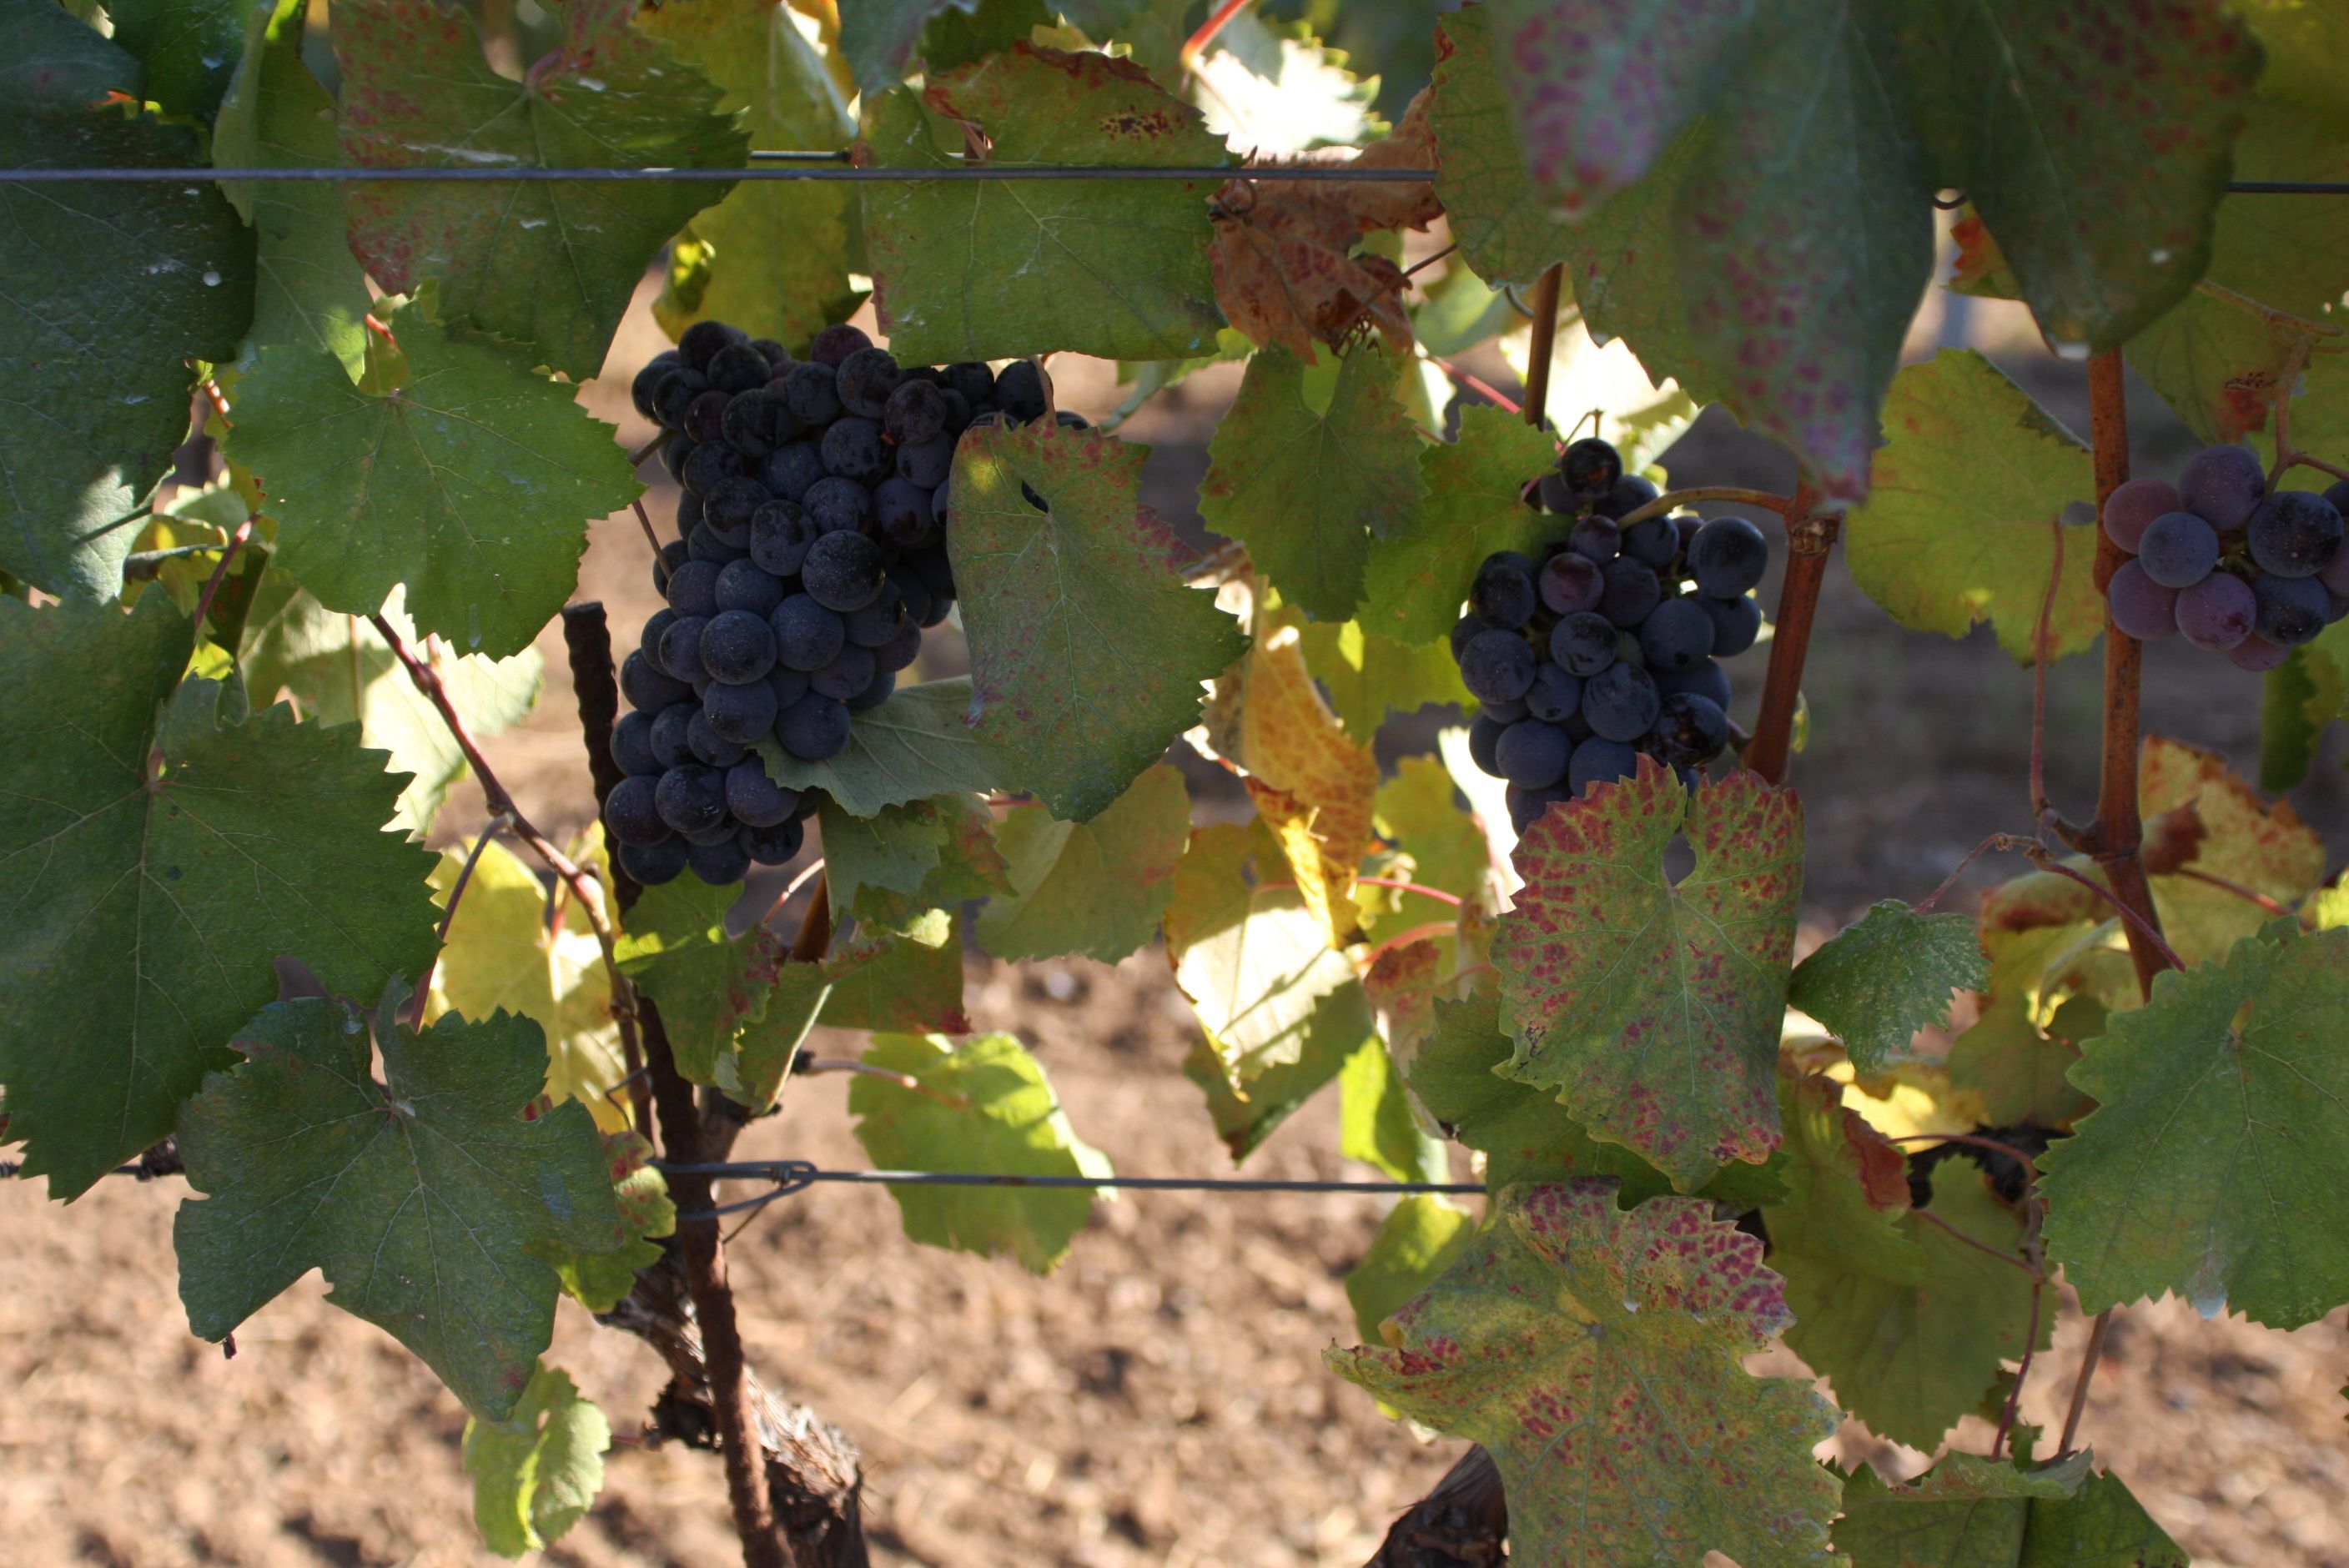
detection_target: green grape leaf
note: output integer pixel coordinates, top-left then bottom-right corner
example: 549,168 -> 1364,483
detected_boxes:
2041,926 -> 2349,1329
948,420 -> 1247,820
1947,993 -> 2096,1128
1836,1450 -> 2186,1568
1296,619 -> 1471,744
334,0 -> 746,378
817,907 -> 971,1037
1346,1194 -> 1475,1343
1788,900 -> 1987,1072
539,1130 -> 673,1313
1181,1015 -> 1361,1163
641,0 -> 863,353
107,0 -> 249,120
1197,343 -> 1426,621
1361,405 -> 1559,646
0,596 -> 440,1199
213,0 -> 372,377
977,763 -> 1190,962
756,677 -> 1009,817
1339,1039 -> 1447,1185
1329,1181 -> 1840,1568
2258,642 -> 2341,792
1895,3 -> 2257,354
1843,350 -> 2103,663
0,3 -> 254,599
242,582 -> 544,835
427,839 -> 621,1130
224,294 -> 641,661
818,796 -> 957,920
174,988 -> 625,1418
1165,822 -> 1374,1086
1373,755 -> 1491,909
860,44 -> 1229,363
614,876 -> 785,1088
849,1032 -> 1112,1273
839,0 -> 993,93
1426,8 -> 1577,288
1494,761 -> 1803,1191
462,1364 -> 610,1558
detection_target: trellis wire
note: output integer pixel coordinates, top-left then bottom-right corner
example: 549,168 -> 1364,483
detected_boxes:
4,163 -> 1435,183
657,1159 -> 1485,1220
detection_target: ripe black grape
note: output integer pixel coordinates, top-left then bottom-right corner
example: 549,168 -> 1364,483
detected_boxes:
1550,611 -> 1618,676
2138,512 -> 2219,588
1470,556 -> 1537,628
1524,663 -> 1581,723
2178,443 -> 2265,531
632,354 -> 680,420
1560,437 -> 1622,500
820,415 -> 890,482
1538,550 -> 1603,616
621,837 -> 691,887
725,761 -> 800,827
1651,692 -> 1728,765
802,530 -> 888,612
1537,472 -> 1577,513
873,478 -> 937,550
1639,597 -> 1715,672
896,435 -> 955,490
701,609 -> 778,684
611,709 -> 659,776
2246,490 -> 2344,578
1459,629 -> 1537,704
703,676 -> 781,744
777,691 -> 853,760
1569,516 -> 1621,562
812,644 -> 878,701
713,559 -> 787,617
1567,737 -> 1639,794
1466,714 -> 1506,775
684,389 -> 732,445
804,475 -> 872,535
681,440 -> 747,497
1597,557 -> 1662,627
1688,516 -> 1769,596
2106,560 -> 2178,641
702,476 -> 767,540
2253,571 -> 2327,646
769,665 -> 811,710
687,711 -> 746,768
649,702 -> 695,770
873,621 -> 924,674
1594,475 -> 1659,521
995,359 -> 1049,422
1656,659 -> 1731,710
2174,572 -> 2253,651
687,521 -> 749,566
740,816 -> 807,867
885,379 -> 948,445
1582,663 -> 1660,742
658,614 -> 709,681
2100,477 -> 2177,553
678,319 -> 742,371
686,836 -> 753,887
761,440 -> 827,503
603,776 -> 669,847
1698,594 -> 1761,656
772,593 -> 847,671
706,343 -> 772,395
652,369 -> 710,430
1495,721 -> 1571,789
621,649 -> 692,711
782,361 -> 843,427
844,581 -> 909,647
654,764 -> 729,836
944,361 -> 995,405
1621,515 -> 1678,569
2228,635 -> 2291,672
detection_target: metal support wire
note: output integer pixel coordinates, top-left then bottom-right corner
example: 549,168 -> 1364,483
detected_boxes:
656,1159 -> 1485,1220
5,163 -> 1435,184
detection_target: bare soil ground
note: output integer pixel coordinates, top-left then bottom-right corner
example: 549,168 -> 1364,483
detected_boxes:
4,287 -> 2346,1565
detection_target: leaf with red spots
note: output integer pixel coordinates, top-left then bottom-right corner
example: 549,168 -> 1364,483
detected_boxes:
334,0 -> 747,378
1948,209 -> 2025,300
818,907 -> 970,1039
1493,760 -> 1803,1192
1841,350 -> 2102,664
1328,1180 -> 1841,1568
860,44 -> 1228,364
947,419 -> 1248,822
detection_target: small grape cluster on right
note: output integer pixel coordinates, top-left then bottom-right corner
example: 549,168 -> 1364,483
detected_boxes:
2104,443 -> 2349,671
1455,436 -> 1771,834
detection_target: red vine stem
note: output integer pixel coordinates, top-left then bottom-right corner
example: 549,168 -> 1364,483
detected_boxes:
1743,484 -> 1830,785
2172,865 -> 2292,917
2030,516 -> 2065,821
1994,1270 -> 2046,1459
1913,1208 -> 2040,1277
1179,0 -> 1250,69
1418,350 -> 1522,415
1521,264 -> 1564,430
2029,854 -> 2186,973
631,495 -> 663,555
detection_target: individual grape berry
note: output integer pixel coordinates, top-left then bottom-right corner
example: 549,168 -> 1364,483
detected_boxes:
602,775 -> 669,847
611,708 -> 660,776
687,835 -> 753,886
631,354 -> 681,420
1466,714 -> 1506,776
2173,571 -> 2252,651
1652,692 -> 1728,765
721,389 -> 792,460
702,476 -> 768,541
641,605 -> 680,661
654,763 -> 729,835
1551,611 -> 1619,676
1581,662 -> 1660,742
884,379 -> 948,445
714,559 -> 786,618
687,711 -> 747,768
2253,570 -> 2328,646
1639,597 -> 1716,672
1449,614 -> 1483,660
1685,516 -> 1767,597
684,389 -> 732,445
942,361 -> 997,407
1470,555 -> 1537,629
678,319 -> 742,372
2106,560 -> 2179,641
769,665 -> 812,710
676,488 -> 706,540
1597,557 -> 1662,627
896,434 -> 954,490
873,619 -> 924,674
652,369 -> 710,430
752,338 -> 792,369
2101,477 -> 2179,554
812,644 -> 878,701
707,342 -> 772,395
1537,472 -> 1577,514
702,608 -> 779,684
740,816 -> 807,867
621,649 -> 693,711
1524,663 -> 1582,724
834,347 -> 903,420
1508,785 -> 1572,835
687,521 -> 748,566
2246,490 -> 2344,578
803,530 -> 888,611
761,440 -> 827,503
2227,634 -> 2291,671
726,760 -> 800,827
1560,437 -> 1623,499
873,478 -> 937,550
809,323 -> 872,368
681,440 -> 747,497
666,558 -> 722,617
777,691 -> 852,760
621,837 -> 690,887
1538,550 -> 1603,616
782,361 -> 843,427
995,359 -> 1049,422
1697,594 -> 1761,657
1459,629 -> 1537,704
1495,720 -> 1571,789
1594,475 -> 1660,521
2139,511 -> 2221,588
660,440 -> 697,491
748,500 -> 818,578
1674,515 -> 1702,561
658,614 -> 710,681
1621,515 -> 1679,569
703,675 -> 781,743
2179,443 -> 2266,531
820,416 -> 890,482
1656,659 -> 1732,711
1568,516 -> 1621,563
1482,695 -> 1530,726
1568,736 -> 1640,795
772,593 -> 847,671
803,475 -> 872,535
649,701 -> 696,770
683,821 -> 741,847
843,580 -> 909,647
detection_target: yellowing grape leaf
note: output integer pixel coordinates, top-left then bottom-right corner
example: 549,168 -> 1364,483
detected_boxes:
2140,735 -> 2325,967
948,419 -> 1247,820
1374,755 -> 1492,909
462,1364 -> 609,1559
1835,1450 -> 2186,1568
1789,900 -> 1987,1072
861,44 -> 1227,363
1843,351 -> 2102,664
1495,761 -> 1803,1190
174,988 -> 624,1418
1238,621 -> 1380,945
1295,617 -> 1471,743
2041,925 -> 2349,1329
1197,342 -> 1427,620
978,764 -> 1190,962
1329,1181 -> 1841,1568
1361,405 -> 1560,646
224,294 -> 642,661
1345,1194 -> 1474,1342
334,0 -> 747,377
849,1033 -> 1112,1273
815,906 -> 971,1039
0,596 -> 440,1199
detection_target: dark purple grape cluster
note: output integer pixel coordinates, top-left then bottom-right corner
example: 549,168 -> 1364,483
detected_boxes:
608,319 -> 1044,886
1456,436 -> 1770,834
2102,444 -> 2349,671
